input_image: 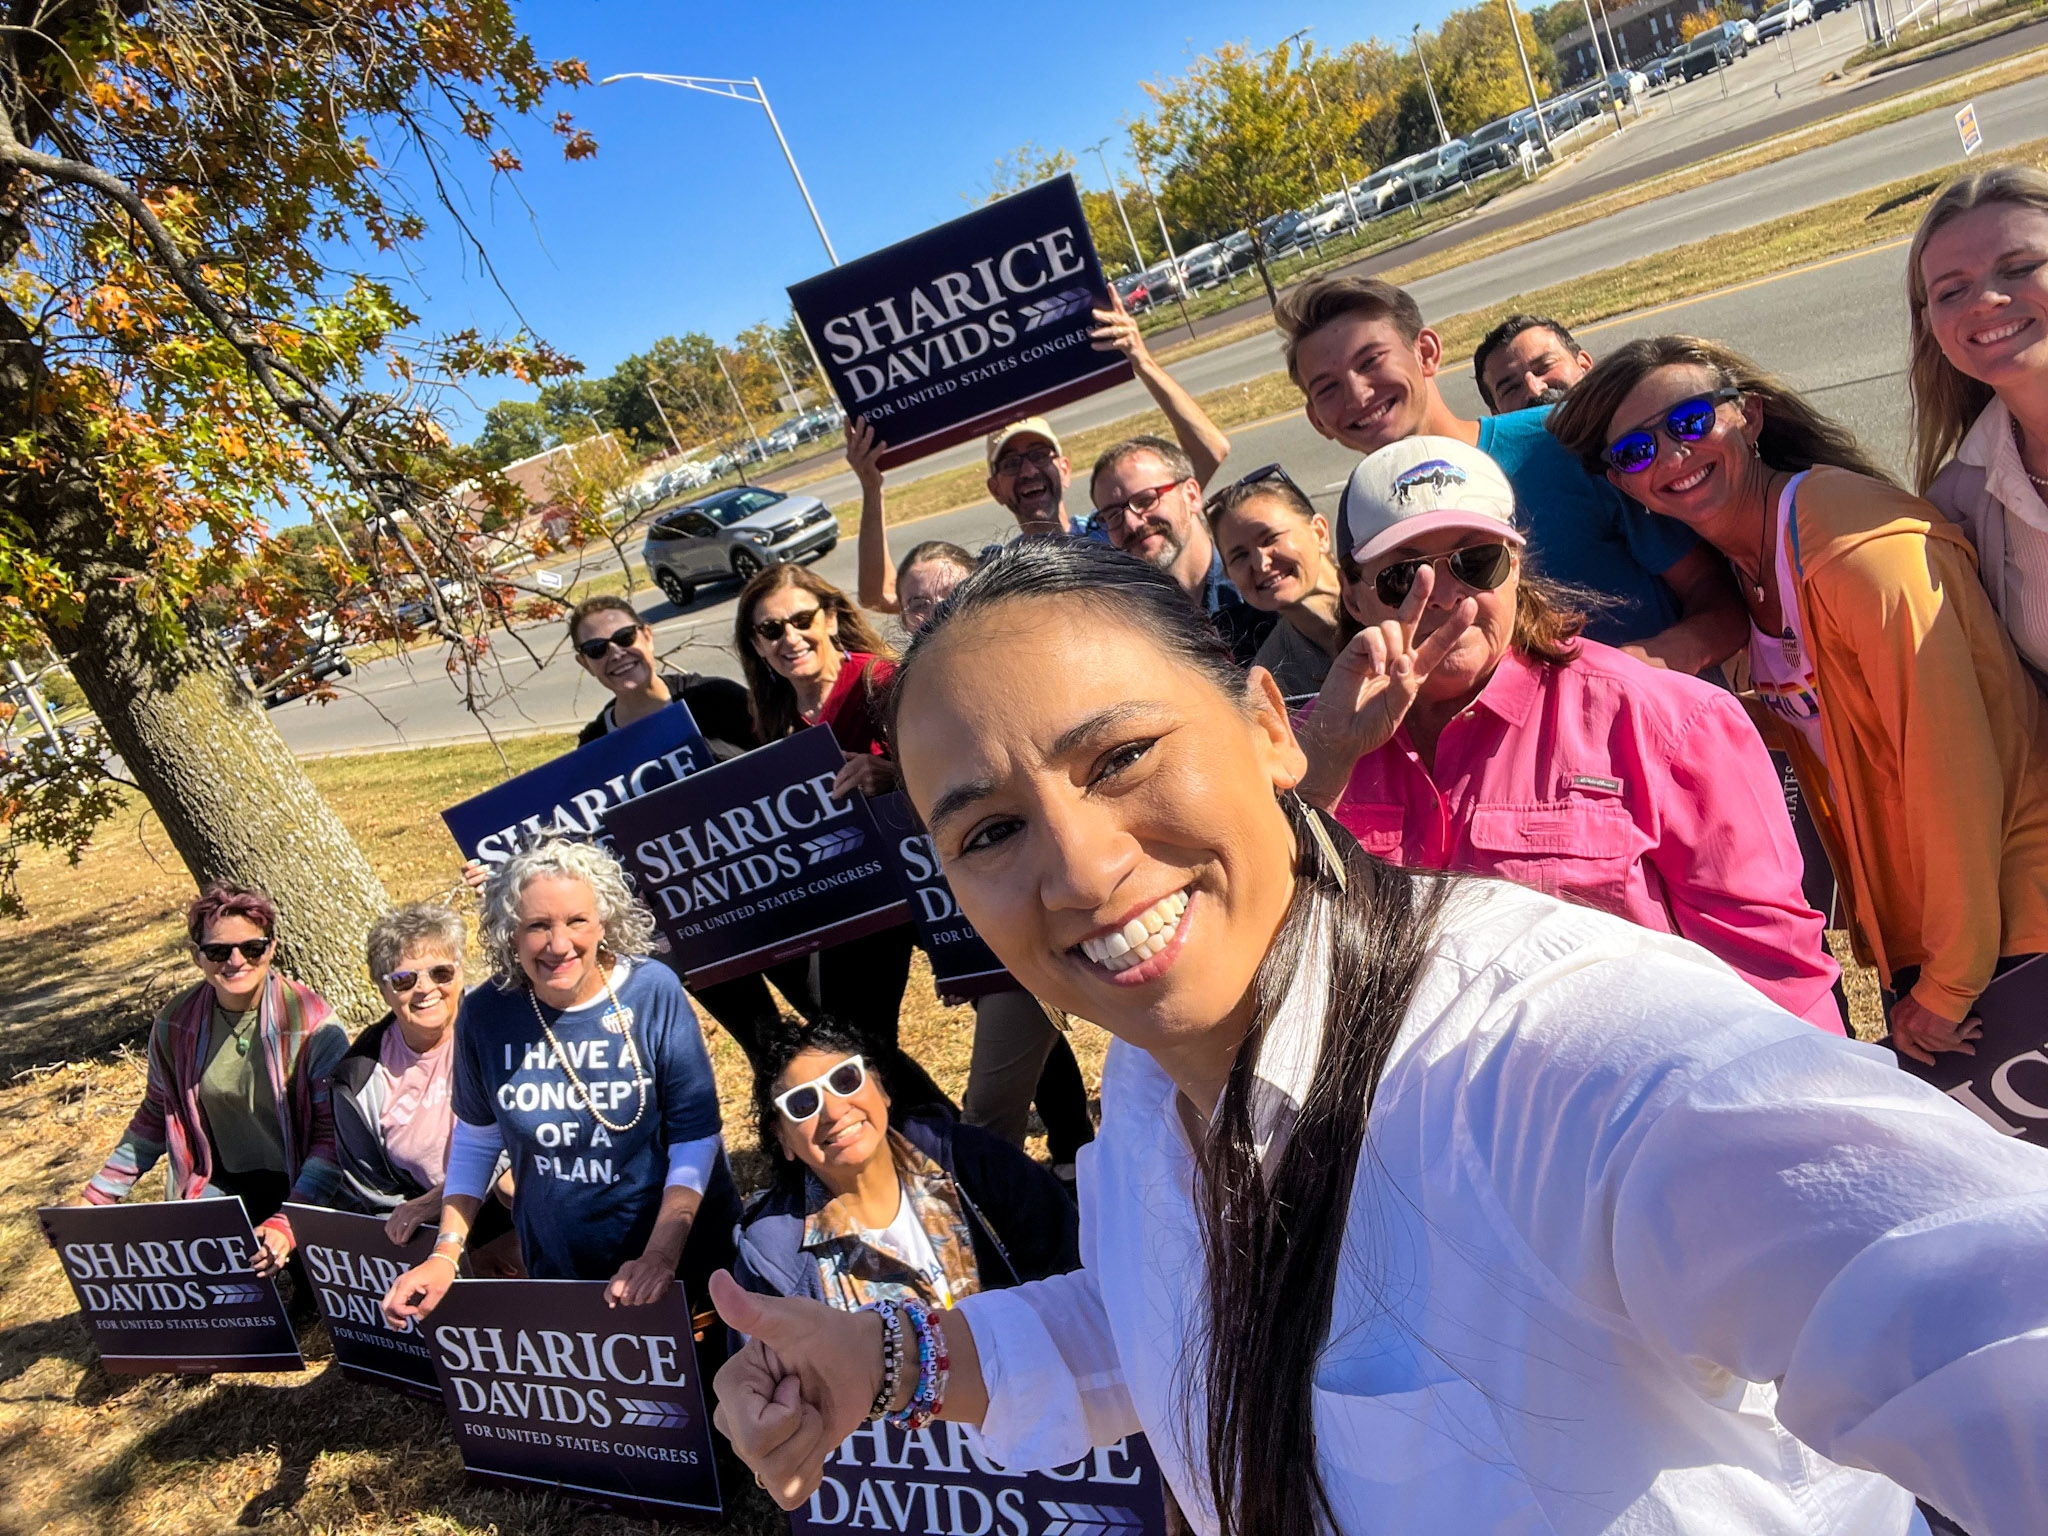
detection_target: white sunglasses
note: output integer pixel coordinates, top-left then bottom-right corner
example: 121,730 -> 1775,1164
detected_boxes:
773,1055 -> 868,1123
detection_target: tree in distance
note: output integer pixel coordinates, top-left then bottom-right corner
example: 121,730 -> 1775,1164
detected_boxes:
0,1 -> 596,1017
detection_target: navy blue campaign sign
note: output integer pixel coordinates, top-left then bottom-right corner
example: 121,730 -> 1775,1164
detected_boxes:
284,1203 -> 443,1400
603,724 -> 911,987
427,1279 -> 720,1518
37,1198 -> 303,1374
440,702 -> 712,868
1895,954 -> 2048,1149
789,175 -> 1132,468
790,1422 -> 1169,1536
870,791 -> 1013,1000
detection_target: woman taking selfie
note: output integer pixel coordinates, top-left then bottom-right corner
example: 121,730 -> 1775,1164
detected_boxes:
1551,338 -> 2048,1069
381,839 -> 736,1325
82,883 -> 347,1278
1906,165 -> 2048,683
733,563 -> 950,1115
1207,464 -> 1345,695
733,1019 -> 1077,1308
710,541 -> 2048,1536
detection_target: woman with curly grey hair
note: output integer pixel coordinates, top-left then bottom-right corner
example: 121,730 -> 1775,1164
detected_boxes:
381,839 -> 736,1326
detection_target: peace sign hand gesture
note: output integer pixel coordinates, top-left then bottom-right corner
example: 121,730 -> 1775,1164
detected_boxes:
1296,564 -> 1478,810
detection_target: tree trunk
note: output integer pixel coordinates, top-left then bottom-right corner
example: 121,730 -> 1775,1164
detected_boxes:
1251,237 -> 1281,311
0,303 -> 390,1026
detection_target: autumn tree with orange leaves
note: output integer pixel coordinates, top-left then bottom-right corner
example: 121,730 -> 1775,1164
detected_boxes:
0,1 -> 595,1017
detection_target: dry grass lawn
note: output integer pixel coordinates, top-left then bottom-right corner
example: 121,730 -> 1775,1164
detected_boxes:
0,736 -> 1113,1535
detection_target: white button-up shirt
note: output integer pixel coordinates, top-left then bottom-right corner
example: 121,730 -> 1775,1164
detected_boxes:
955,881 -> 2048,1534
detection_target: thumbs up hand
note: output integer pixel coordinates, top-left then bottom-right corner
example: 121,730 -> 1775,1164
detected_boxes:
710,1270 -> 885,1510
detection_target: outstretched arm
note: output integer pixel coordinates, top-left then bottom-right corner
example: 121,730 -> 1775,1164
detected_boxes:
1091,295 -> 1230,488
849,418 -> 900,614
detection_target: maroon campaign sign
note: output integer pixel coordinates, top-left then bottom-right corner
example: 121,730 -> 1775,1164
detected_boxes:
1896,954 -> 2048,1148
605,724 -> 910,987
791,1422 -> 1168,1535
870,791 -> 1013,1001
426,1278 -> 720,1518
284,1203 -> 442,1400
37,1199 -> 303,1375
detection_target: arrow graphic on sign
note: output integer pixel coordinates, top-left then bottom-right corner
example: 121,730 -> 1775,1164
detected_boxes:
1020,287 -> 1093,332
1037,1503 -> 1145,1536
800,827 -> 865,864
615,1397 -> 691,1430
207,1284 -> 267,1306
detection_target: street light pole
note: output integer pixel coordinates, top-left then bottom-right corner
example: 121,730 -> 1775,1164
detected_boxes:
1502,0 -> 1557,162
1088,136 -> 1147,275
643,382 -> 683,455
716,351 -> 767,461
1411,26 -> 1452,147
1281,27 -> 1360,231
1131,154 -> 1198,343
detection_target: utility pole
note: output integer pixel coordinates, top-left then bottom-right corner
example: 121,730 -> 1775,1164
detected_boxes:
7,658 -> 61,751
716,350 -> 767,462
1088,137 -> 1147,275
1132,155 -> 1198,343
1503,0 -> 1556,163
1282,28 -> 1360,231
643,381 -> 683,455
1579,0 -> 1610,76
1412,26 -> 1452,147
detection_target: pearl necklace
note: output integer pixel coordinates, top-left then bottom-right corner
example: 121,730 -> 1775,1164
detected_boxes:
2012,415 -> 2048,492
526,957 -> 648,1135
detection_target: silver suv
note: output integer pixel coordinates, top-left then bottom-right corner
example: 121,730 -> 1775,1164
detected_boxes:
640,485 -> 839,606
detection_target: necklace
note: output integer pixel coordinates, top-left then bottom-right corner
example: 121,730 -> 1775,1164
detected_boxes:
2012,415 -> 2048,491
526,956 -> 648,1135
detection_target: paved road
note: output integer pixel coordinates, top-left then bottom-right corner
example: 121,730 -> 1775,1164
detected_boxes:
274,240 -> 1911,758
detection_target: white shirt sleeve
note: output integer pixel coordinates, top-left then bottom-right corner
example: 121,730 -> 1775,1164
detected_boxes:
1603,1029 -> 2048,1536
443,1117 -> 505,1203
664,1133 -> 722,1195
955,1264 -> 1141,1470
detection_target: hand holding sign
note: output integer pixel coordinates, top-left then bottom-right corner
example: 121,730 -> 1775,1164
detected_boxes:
831,750 -> 899,800
1890,993 -> 1984,1067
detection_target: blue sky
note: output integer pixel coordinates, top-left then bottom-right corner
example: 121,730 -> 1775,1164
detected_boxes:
413,0 -> 1453,435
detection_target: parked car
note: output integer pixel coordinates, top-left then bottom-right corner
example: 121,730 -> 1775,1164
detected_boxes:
1114,271 -> 1155,312
1463,115 -> 1529,175
1756,0 -> 1814,36
1709,17 -> 1755,52
765,423 -> 801,455
1681,35 -> 1734,77
257,641 -> 352,708
1604,69 -> 1650,100
639,485 -> 838,606
1361,151 -> 1434,213
1810,0 -> 1854,14
1176,240 -> 1227,289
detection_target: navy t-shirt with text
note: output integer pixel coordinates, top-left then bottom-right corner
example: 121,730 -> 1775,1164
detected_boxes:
1480,406 -> 1698,647
452,957 -> 721,1280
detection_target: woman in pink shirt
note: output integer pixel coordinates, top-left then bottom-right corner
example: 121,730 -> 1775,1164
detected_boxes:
1296,437 -> 1843,1031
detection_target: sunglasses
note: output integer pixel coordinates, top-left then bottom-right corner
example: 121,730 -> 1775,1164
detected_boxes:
1604,387 -> 1743,474
1203,461 -> 1307,514
384,962 -> 460,992
1372,542 -> 1516,608
993,445 -> 1058,477
773,1055 -> 868,1123
198,938 -> 273,965
750,606 -> 823,644
575,623 -> 644,660
1094,481 -> 1184,523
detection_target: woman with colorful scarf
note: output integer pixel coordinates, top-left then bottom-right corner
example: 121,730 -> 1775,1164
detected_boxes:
80,883 -> 348,1276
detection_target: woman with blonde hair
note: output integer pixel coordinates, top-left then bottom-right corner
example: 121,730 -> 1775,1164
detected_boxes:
1908,164 -> 2048,682
1551,335 -> 2048,1070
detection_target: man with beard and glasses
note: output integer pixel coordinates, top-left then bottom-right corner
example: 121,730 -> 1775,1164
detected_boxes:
854,295 -> 1230,613
1474,314 -> 1596,415
1278,275 -> 1744,674
1091,433 -> 1275,665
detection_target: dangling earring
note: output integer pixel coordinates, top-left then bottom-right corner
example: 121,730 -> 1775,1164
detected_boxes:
1288,790 -> 1348,894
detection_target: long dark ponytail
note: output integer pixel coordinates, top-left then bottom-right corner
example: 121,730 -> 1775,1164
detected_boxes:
888,539 -> 1451,1535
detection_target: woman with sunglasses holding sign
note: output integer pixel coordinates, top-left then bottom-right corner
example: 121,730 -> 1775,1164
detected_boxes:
1207,464 -> 1346,696
81,883 -> 350,1281
1551,339 -> 2048,1067
733,564 -> 952,1116
1295,437 -> 1843,1032
732,1020 -> 1077,1311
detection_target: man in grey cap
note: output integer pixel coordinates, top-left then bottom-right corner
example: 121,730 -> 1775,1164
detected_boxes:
854,296 -> 1230,611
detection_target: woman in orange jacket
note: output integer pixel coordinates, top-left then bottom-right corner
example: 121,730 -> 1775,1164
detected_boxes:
1551,337 -> 2048,1065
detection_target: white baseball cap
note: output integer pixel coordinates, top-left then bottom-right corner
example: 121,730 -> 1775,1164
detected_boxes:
987,417 -> 1063,468
1337,436 -> 1523,568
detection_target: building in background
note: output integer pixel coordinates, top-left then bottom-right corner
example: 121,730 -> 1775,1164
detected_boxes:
1554,0 -> 1734,82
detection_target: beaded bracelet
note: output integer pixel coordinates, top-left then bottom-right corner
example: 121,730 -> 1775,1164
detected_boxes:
886,1297 -> 950,1432
861,1300 -> 905,1422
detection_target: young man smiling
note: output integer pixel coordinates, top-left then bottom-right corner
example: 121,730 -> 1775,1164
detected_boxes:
1278,276 -> 1744,674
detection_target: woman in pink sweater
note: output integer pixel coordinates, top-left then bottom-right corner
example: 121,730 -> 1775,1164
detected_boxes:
1296,436 -> 1843,1031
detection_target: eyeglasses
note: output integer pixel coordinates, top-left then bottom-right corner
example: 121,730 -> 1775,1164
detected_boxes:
575,623 -> 645,660
198,938 -> 273,965
1372,542 -> 1516,608
750,606 -> 823,643
773,1055 -> 868,1123
1202,462 -> 1307,515
1094,482 -> 1186,523
383,962 -> 460,992
992,445 -> 1058,477
1604,387 -> 1743,474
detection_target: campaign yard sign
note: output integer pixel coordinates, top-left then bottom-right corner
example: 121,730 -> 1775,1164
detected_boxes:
441,701 -> 713,869
427,1280 -> 720,1518
1768,751 -> 1837,924
870,791 -> 1012,1000
37,1199 -> 303,1375
789,175 -> 1132,468
604,724 -> 910,987
284,1203 -> 442,1400
1896,954 -> 2048,1149
790,1422 -> 1169,1536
